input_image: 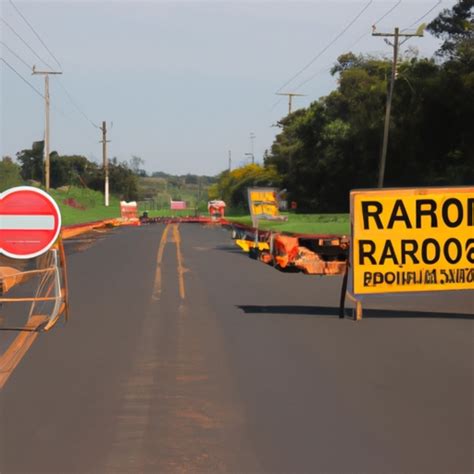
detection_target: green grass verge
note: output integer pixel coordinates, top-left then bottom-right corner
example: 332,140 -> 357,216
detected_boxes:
11,183 -> 350,234
48,187 -> 122,226
227,213 -> 350,235
138,207 -> 350,235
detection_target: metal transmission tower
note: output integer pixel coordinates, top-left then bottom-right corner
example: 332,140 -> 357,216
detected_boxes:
276,92 -> 305,115
372,25 -> 424,187
100,121 -> 111,206
32,66 -> 62,191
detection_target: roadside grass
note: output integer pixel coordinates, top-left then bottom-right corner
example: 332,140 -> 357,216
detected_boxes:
227,213 -> 350,235
140,208 -> 350,235
137,176 -> 211,209
48,187 -> 121,226
10,181 -> 349,235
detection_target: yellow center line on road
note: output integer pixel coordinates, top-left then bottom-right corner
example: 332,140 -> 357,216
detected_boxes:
106,223 -> 187,470
172,224 -> 186,300
152,223 -> 170,301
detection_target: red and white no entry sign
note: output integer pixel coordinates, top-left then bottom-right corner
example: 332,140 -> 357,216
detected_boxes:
0,186 -> 62,259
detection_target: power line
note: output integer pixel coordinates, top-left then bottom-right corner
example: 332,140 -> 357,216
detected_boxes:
5,1 -> 100,133
1,60 -> 97,155
8,0 -> 62,70
293,67 -> 331,94
0,10 -> 99,134
373,0 -> 403,28
56,79 -> 99,129
0,40 -> 32,69
275,0 -> 374,94
0,17 -> 54,71
294,1 -> 403,92
1,57 -> 71,125
0,57 -> 44,99
3,5 -> 98,132
270,66 -> 329,111
403,0 -> 443,31
343,1 -> 402,52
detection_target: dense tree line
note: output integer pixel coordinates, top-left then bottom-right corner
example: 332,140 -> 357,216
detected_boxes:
209,164 -> 281,210
262,0 -> 473,212
151,171 -> 217,186
12,141 -> 139,200
0,156 -> 23,191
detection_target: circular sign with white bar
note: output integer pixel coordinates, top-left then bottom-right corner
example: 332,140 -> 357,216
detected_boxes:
0,186 -> 62,259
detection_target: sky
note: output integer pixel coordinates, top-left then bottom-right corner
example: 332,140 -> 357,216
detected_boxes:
0,0 -> 455,176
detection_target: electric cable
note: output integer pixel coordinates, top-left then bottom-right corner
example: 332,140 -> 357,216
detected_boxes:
0,17 -> 54,70
0,40 -> 32,69
56,80 -> 100,129
9,0 -> 62,70
403,0 -> 443,31
294,1 -> 403,92
1,57 -> 44,98
3,5 -> 98,132
275,0 -> 374,94
374,0 -> 403,28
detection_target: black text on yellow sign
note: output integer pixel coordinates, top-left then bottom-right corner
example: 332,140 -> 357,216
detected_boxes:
351,187 -> 474,294
248,188 -> 279,219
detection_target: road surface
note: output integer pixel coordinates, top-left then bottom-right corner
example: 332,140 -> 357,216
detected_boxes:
1,223 -> 472,473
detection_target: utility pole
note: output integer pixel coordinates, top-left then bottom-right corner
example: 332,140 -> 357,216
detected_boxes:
372,25 -> 424,187
32,66 -> 62,191
250,132 -> 256,164
276,92 -> 305,115
228,150 -> 232,171
100,121 -> 111,206
276,93 -> 305,170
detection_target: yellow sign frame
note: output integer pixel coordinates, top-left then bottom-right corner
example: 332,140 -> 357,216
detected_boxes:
247,187 -> 282,227
350,186 -> 474,295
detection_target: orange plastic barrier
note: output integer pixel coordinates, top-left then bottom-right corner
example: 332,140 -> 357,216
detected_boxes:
274,235 -> 300,269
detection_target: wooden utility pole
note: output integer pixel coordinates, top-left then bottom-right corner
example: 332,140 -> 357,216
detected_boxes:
228,150 -> 232,171
32,66 -> 62,191
372,25 -> 424,187
276,92 -> 305,115
100,121 -> 111,206
276,93 -> 305,171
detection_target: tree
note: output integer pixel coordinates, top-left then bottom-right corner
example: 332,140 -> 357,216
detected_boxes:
427,0 -> 473,59
209,164 -> 281,210
0,156 -> 23,191
266,55 -> 389,211
129,155 -> 146,176
266,44 -> 473,212
50,154 -> 97,188
16,141 -> 44,182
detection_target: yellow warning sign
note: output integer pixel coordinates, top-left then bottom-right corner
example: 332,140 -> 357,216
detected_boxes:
248,188 -> 285,227
351,187 -> 474,294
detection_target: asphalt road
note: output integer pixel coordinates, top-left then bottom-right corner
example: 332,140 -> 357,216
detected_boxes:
1,223 -> 473,473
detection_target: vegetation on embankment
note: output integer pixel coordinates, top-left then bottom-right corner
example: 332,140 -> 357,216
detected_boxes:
2,2 -> 469,233
137,174 -> 215,212
227,213 -> 350,235
211,3 -> 474,213
48,187 -> 121,227
1,144 -> 140,201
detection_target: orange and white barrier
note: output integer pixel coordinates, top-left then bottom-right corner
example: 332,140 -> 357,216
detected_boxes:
120,201 -> 140,226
